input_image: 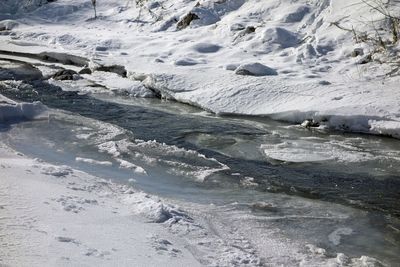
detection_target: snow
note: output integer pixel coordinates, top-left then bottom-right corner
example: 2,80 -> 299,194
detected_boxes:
81,71 -> 155,97
192,42 -> 222,53
234,62 -> 278,76
174,57 -> 205,66
0,0 -> 399,264
1,0 -> 399,138
0,19 -> 19,30
0,144 -> 202,266
75,157 -> 113,166
0,94 -> 47,123
117,158 -> 147,175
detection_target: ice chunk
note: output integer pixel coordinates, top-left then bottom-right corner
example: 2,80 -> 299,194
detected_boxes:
261,142 -> 334,163
0,20 -> 19,30
328,227 -> 353,246
117,159 -> 147,175
75,157 -> 113,166
0,96 -> 47,123
260,139 -> 373,163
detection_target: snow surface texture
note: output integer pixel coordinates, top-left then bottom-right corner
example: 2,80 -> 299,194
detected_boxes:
1,0 -> 400,137
0,144 -> 202,266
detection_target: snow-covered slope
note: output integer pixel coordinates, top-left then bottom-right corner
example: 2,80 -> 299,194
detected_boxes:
1,0 -> 400,137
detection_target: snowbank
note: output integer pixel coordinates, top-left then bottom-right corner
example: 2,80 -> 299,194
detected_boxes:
0,19 -> 20,30
0,144 -> 202,266
0,95 -> 47,123
0,0 -> 399,138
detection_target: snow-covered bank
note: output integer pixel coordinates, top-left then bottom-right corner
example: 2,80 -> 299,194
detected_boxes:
1,0 -> 400,138
0,143 -> 202,266
142,70 -> 400,138
0,94 -> 46,122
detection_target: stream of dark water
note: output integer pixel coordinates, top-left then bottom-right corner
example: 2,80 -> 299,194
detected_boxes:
1,59 -> 400,265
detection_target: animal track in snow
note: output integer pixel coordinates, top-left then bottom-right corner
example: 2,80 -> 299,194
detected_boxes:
53,195 -> 98,213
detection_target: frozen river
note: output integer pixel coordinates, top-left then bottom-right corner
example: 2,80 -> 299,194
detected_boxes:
1,58 -> 400,265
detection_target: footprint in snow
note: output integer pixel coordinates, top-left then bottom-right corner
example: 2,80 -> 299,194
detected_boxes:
40,165 -> 73,177
84,248 -> 111,258
149,235 -> 182,257
53,195 -> 98,213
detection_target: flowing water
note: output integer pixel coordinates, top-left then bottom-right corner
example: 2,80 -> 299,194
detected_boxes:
1,59 -> 400,265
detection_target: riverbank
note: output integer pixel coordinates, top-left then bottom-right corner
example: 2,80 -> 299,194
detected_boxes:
0,142 -> 206,266
1,0 -> 400,138
1,92 -> 397,266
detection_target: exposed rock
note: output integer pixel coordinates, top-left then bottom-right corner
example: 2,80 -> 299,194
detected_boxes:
351,48 -> 364,57
234,26 -> 256,41
94,65 -> 127,77
357,54 -> 372,64
52,69 -> 79,80
38,52 -> 88,67
177,12 -> 199,30
244,26 -> 256,33
250,202 -> 278,212
78,67 -> 92,74
301,119 -> 319,128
